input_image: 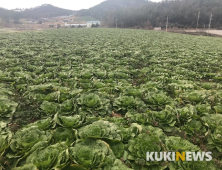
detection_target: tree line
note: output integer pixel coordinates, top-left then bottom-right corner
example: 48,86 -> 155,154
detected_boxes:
1,0 -> 222,29
77,0 -> 222,29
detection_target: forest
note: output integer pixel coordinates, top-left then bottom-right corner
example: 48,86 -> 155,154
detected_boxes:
78,0 -> 222,29
1,0 -> 222,29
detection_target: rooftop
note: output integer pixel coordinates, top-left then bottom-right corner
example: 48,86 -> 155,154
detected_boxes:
87,21 -> 100,23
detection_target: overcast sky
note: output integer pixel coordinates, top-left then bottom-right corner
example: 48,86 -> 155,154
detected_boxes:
0,0 -> 162,10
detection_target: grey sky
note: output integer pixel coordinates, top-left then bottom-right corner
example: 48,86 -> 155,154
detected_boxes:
0,0 -> 162,10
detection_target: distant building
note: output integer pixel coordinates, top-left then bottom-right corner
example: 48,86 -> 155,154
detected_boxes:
64,23 -> 87,27
26,20 -> 37,24
154,27 -> 161,31
87,21 -> 100,28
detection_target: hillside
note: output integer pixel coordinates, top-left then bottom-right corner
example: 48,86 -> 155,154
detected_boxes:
21,4 -> 75,19
0,7 -> 17,18
77,0 -> 151,20
1,0 -> 222,29
0,4 -> 75,19
77,0 -> 222,29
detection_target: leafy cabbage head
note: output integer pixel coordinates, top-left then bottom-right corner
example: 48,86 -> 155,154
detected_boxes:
78,93 -> 100,108
54,113 -> 86,128
113,96 -> 146,114
69,139 -> 115,169
180,91 -> 207,104
122,87 -> 142,98
0,97 -> 18,121
119,123 -> 142,142
127,133 -> 163,167
26,142 -> 69,170
60,99 -> 74,114
81,70 -> 92,79
51,127 -> 76,146
125,111 -> 153,125
144,91 -> 173,111
165,136 -> 200,152
195,104 -> 211,116
154,105 -> 177,131
40,101 -> 59,116
202,114 -> 222,130
78,120 -> 122,141
177,104 -> 197,123
26,117 -> 53,131
75,92 -> 111,116
181,120 -> 207,136
208,126 -> 222,152
111,159 -> 133,170
141,125 -> 167,142
9,126 -> 49,157
214,104 -> 222,114
0,121 -> 12,154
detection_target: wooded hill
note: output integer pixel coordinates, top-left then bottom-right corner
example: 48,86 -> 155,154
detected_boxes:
1,0 -> 222,29
77,0 -> 222,29
0,4 -> 75,21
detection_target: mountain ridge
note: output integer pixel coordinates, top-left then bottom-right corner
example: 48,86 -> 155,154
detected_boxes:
0,4 -> 75,19
77,0 -> 152,20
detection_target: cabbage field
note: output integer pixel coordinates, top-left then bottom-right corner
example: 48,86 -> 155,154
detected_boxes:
1,28 -> 222,170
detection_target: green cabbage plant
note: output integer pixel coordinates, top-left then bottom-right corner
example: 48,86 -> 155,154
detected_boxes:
111,159 -> 133,170
167,80 -> 195,96
78,79 -> 92,89
26,142 -> 69,170
51,127 -> 76,146
122,87 -> 143,98
26,118 -> 53,131
180,91 -> 207,104
93,80 -> 106,89
141,125 -> 167,142
26,84 -> 56,94
118,123 -> 142,142
113,96 -> 146,114
165,136 -> 200,152
0,96 -> 18,121
40,101 -> 59,116
60,99 -> 74,115
143,91 -> 173,111
202,114 -> 222,130
69,139 -> 115,169
93,69 -> 107,78
153,105 -> 177,132
207,126 -> 222,152
0,122 -> 12,155
177,104 -> 197,123
195,104 -> 211,116
8,126 -> 49,158
126,133 -> 164,169
54,113 -> 86,128
42,91 -> 60,102
125,111 -> 153,125
213,104 -> 222,114
181,120 -> 207,136
74,92 -> 111,116
81,70 -> 92,79
78,120 -> 122,141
